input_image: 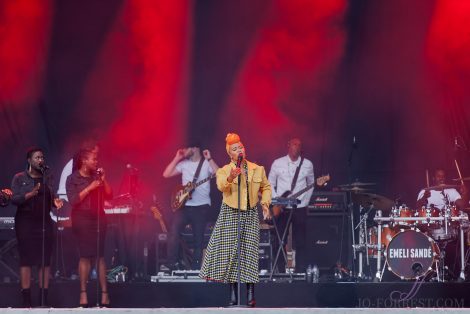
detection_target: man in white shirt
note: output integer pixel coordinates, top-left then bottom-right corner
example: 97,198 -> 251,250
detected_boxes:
163,143 -> 219,270
416,169 -> 467,210
268,138 -> 315,272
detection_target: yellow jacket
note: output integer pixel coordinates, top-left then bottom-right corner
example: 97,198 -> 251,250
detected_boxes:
216,160 -> 272,210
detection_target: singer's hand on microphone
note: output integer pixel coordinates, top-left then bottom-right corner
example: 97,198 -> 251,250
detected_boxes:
87,180 -> 102,192
227,168 -> 242,182
97,168 -> 106,180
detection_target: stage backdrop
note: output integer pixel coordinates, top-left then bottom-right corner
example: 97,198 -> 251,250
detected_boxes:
1,0 -> 470,232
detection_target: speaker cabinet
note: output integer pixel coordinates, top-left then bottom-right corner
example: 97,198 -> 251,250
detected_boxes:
304,211 -> 350,272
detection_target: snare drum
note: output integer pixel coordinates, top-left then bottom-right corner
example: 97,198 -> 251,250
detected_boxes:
428,225 -> 458,241
385,229 -> 439,280
415,206 -> 440,229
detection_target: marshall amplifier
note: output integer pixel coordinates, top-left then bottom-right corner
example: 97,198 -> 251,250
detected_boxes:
304,192 -> 350,272
307,192 -> 347,214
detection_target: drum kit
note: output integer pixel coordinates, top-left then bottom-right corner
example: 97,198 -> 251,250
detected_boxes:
342,182 -> 470,282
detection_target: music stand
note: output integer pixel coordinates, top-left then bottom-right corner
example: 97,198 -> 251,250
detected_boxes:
268,197 -> 300,281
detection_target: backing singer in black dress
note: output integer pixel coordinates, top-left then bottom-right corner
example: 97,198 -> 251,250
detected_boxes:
66,148 -> 112,306
11,147 -> 63,307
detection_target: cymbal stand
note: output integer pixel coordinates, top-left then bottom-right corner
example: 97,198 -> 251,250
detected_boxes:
374,210 -> 384,282
442,192 -> 450,236
349,202 -> 356,261
459,216 -> 466,281
353,205 -> 371,279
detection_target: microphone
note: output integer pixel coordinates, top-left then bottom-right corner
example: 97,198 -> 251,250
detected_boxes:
39,164 -> 50,172
96,168 -> 104,177
352,136 -> 358,149
126,163 -> 139,172
236,153 -> 243,168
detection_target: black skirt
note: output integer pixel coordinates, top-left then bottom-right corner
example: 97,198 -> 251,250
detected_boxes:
72,210 -> 107,258
15,213 -> 53,267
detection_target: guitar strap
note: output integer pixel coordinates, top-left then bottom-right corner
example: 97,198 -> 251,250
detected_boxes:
192,158 -> 205,185
290,157 -> 304,192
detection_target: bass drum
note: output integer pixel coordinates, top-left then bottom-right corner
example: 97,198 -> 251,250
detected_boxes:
385,229 -> 439,280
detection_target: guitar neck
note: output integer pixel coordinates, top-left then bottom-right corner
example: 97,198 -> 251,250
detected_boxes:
194,174 -> 216,188
289,183 -> 315,199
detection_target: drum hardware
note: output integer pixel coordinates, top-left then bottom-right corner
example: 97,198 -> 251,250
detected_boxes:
353,205 -> 376,279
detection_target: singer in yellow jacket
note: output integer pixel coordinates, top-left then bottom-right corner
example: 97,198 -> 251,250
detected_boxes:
200,133 -> 271,307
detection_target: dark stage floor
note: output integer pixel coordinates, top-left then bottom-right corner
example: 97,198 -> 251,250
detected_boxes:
0,281 -> 468,308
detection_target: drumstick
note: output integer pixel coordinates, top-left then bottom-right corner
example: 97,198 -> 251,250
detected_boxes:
454,159 -> 465,186
425,169 -> 430,188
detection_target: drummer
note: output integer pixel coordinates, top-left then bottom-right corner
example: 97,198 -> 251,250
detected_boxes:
416,169 -> 468,210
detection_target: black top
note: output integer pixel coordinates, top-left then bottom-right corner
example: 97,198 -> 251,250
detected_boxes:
66,171 -> 112,213
11,171 -> 56,215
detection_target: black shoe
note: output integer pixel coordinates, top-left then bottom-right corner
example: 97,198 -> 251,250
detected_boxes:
100,291 -> 110,307
247,283 -> 256,307
21,288 -> 32,308
79,290 -> 88,308
228,283 -> 238,306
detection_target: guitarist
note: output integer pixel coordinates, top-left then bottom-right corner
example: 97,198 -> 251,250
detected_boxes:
162,142 -> 219,270
268,138 -> 315,273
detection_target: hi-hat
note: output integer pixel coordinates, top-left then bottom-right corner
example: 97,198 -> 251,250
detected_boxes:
352,193 -> 395,211
424,184 -> 460,191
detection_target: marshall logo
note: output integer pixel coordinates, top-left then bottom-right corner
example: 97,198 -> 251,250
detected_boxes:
315,197 -> 328,202
316,240 -> 328,245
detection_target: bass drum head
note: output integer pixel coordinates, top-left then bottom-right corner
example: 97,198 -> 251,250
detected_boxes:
385,229 -> 438,280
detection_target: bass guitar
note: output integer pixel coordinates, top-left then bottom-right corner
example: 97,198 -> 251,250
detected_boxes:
272,174 -> 330,217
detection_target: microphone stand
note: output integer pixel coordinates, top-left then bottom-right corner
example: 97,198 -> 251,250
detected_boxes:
95,174 -> 102,307
347,139 -> 358,279
230,160 -> 246,308
39,167 -> 48,307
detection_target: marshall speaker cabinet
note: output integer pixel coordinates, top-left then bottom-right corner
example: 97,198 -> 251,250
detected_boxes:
304,191 -> 350,273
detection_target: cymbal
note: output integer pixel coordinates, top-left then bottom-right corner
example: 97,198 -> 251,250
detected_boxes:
339,181 -> 376,188
339,186 -> 370,193
424,184 -> 460,191
352,193 -> 395,211
453,177 -> 470,181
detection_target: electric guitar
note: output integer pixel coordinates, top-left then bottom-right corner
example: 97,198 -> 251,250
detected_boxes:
150,195 -> 168,233
272,174 -> 330,217
170,174 -> 216,211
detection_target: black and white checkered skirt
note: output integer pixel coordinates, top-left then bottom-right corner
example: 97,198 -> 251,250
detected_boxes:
199,203 -> 260,283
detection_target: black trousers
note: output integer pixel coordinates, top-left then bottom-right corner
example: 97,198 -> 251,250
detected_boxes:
271,207 -> 308,273
167,204 -> 209,268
